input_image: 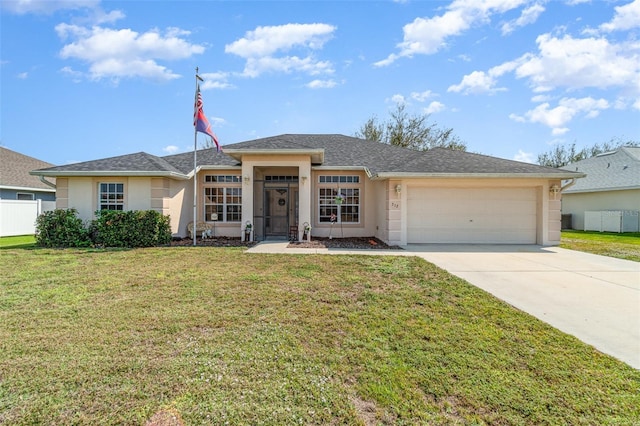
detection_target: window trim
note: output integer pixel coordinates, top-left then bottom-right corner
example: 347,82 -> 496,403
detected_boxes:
203,174 -> 242,223
98,182 -> 125,211
16,192 -> 35,200
317,178 -> 361,225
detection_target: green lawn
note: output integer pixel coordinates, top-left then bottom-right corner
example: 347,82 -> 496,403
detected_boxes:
1,247 -> 638,425
0,235 -> 36,249
561,230 -> 640,262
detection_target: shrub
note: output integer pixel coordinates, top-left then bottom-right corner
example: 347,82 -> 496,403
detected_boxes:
91,210 -> 171,248
35,208 -> 92,248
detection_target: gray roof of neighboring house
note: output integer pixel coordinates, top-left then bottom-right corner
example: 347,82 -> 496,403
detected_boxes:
560,147 -> 640,193
0,146 -> 56,191
31,134 -> 583,179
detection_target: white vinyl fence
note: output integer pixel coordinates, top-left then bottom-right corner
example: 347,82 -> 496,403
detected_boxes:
0,199 -> 56,237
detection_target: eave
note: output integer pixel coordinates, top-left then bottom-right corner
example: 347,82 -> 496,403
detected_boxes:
223,148 -> 325,164
29,170 -> 190,180
372,171 -> 587,180
0,184 -> 56,193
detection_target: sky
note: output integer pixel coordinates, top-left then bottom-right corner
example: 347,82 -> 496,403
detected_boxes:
1,0 -> 639,166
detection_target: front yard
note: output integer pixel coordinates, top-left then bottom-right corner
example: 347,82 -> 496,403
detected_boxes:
560,230 -> 640,262
1,247 -> 638,424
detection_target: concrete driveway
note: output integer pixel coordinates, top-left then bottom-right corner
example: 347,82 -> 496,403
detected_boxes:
404,245 -> 640,369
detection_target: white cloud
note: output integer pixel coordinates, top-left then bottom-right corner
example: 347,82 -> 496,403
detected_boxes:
389,94 -> 406,104
448,70 -> 497,94
450,33 -> 640,100
225,23 -> 336,78
17,72 -> 28,79
510,96 -> 609,133
60,66 -> 83,82
513,150 -> 535,163
514,34 -> 640,94
306,79 -> 337,89
199,72 -> 234,90
531,94 -> 551,102
599,0 -> 640,32
163,145 -> 180,154
375,0 -> 529,66
1,0 -> 99,14
447,59 -> 519,94
410,90 -> 435,102
501,3 -> 545,35
424,101 -> 445,114
55,24 -> 205,82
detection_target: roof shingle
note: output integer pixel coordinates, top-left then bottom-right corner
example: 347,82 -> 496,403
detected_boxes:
31,134 -> 582,178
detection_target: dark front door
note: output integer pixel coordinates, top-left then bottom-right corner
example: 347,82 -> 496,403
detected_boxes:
265,187 -> 289,237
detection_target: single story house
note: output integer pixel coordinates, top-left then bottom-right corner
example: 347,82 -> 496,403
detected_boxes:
560,146 -> 640,231
1,147 -> 57,237
1,147 -> 56,201
31,134 -> 584,246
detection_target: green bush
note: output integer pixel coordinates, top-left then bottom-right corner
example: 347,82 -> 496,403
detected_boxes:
35,208 -> 92,248
35,209 -> 172,248
91,210 -> 172,248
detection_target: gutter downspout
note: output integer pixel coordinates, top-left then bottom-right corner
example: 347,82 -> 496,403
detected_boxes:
561,178 -> 577,192
39,176 -> 56,189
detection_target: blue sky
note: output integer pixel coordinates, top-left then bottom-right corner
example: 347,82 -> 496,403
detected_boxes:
1,0 -> 639,166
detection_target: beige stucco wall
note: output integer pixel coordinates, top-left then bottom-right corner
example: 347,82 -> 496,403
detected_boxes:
62,176 -> 180,229
308,169 -> 377,239
561,189 -> 640,230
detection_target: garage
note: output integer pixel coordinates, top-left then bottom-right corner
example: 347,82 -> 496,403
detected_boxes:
407,187 -> 538,244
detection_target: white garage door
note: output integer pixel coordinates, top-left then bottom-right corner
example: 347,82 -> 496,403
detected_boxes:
407,187 -> 537,244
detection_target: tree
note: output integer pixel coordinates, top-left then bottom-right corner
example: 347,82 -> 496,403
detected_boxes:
537,137 -> 639,168
355,103 -> 467,151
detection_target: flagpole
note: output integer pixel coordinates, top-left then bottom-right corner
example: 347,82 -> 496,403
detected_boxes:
193,67 -> 200,246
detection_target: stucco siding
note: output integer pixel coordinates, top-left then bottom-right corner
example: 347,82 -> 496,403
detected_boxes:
562,189 -> 640,230
67,177 -> 94,222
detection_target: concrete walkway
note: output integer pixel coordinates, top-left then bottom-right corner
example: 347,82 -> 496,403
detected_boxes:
247,242 -> 640,369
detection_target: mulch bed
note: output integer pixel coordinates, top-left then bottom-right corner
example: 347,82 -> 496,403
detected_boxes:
170,236 -> 402,250
288,237 -> 403,250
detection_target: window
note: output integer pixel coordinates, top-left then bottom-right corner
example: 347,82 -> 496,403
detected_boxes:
204,175 -> 242,183
16,193 -> 34,200
318,176 -> 360,223
319,175 -> 360,183
204,175 -> 242,222
99,183 -> 124,210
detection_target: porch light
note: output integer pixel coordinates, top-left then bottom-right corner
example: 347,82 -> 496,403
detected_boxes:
301,176 -> 308,184
395,184 -> 402,194
549,184 -> 560,195
244,175 -> 250,184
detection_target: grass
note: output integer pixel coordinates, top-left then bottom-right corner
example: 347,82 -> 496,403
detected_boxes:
0,235 -> 36,249
1,247 -> 638,425
561,230 -> 640,262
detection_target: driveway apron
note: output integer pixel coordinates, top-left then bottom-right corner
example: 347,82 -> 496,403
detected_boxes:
404,245 -> 640,369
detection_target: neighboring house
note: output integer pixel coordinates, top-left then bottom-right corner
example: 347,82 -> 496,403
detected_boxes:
0,147 -> 57,236
30,134 -> 584,246
561,147 -> 640,231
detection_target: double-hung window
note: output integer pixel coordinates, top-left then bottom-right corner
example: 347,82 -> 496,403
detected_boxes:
99,183 -> 124,210
203,175 -> 242,222
318,175 -> 360,223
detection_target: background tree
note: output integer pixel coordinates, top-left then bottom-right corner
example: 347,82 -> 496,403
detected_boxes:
537,137 -> 639,168
355,103 -> 467,151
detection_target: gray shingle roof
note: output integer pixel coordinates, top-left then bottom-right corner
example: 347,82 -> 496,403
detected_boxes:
33,152 -> 189,177
1,147 -> 55,190
31,134 -> 583,179
561,147 -> 640,193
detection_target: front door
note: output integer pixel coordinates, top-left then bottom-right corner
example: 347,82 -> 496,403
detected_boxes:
265,187 -> 289,237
